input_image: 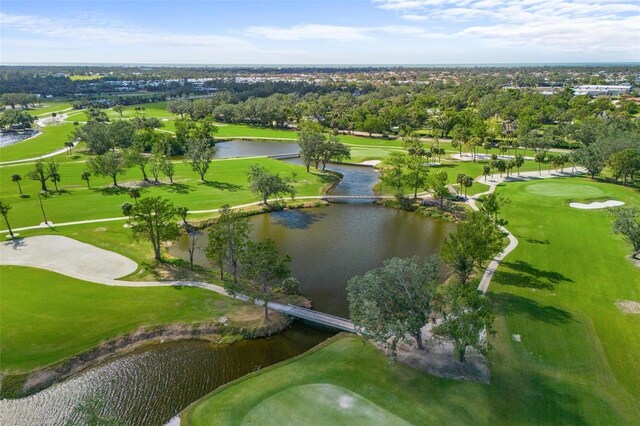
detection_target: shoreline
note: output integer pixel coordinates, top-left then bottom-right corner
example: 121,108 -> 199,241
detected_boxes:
0,314 -> 292,399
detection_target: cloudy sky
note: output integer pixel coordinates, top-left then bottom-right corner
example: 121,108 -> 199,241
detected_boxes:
1,0 -> 638,64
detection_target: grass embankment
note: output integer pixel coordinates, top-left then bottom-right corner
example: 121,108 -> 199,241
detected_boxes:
0,157 -> 333,229
0,122 -> 75,162
182,178 -> 640,425
0,265 -> 269,374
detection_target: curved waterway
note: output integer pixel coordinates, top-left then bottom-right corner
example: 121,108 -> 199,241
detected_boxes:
0,130 -> 40,148
0,323 -> 333,426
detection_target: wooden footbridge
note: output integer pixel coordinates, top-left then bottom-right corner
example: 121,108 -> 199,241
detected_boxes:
269,302 -> 357,332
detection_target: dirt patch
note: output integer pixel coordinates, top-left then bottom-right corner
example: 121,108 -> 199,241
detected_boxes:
393,339 -> 490,384
616,300 -> 640,314
93,226 -> 108,232
3,314 -> 291,398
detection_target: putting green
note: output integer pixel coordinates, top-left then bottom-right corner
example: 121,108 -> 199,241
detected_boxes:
524,182 -> 605,198
242,383 -> 410,425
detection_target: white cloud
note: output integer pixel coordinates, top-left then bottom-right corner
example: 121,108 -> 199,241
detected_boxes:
246,24 -> 372,41
374,0 -> 640,57
0,12 -> 253,50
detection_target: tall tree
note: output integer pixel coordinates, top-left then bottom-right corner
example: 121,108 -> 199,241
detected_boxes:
347,256 -> 440,358
206,205 -> 250,282
297,120 -> 326,172
26,160 -> 59,192
610,208 -> 640,259
441,211 -> 503,284
380,152 -> 408,199
185,138 -> 216,181
319,135 -> 351,170
234,239 -> 291,320
11,174 -> 22,195
427,171 -> 450,210
81,171 -> 91,189
434,282 -> 495,363
87,152 -> 126,187
0,200 -> 15,238
247,164 -> 296,205
404,138 -> 430,199
129,197 -> 181,260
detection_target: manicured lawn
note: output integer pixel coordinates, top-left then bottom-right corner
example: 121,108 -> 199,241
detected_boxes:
29,101 -> 74,116
0,157 -> 333,228
0,122 -> 75,162
182,178 -> 640,425
0,266 -> 256,373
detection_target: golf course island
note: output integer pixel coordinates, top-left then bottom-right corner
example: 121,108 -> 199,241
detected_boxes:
0,63 -> 639,426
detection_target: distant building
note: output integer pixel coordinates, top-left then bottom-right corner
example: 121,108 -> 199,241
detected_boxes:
573,85 -> 632,96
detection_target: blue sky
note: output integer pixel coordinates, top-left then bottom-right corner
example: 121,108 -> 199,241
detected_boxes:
1,0 -> 638,64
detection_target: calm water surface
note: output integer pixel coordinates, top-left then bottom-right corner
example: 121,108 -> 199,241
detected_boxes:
214,140 -> 299,158
0,323 -> 333,426
0,130 -> 40,148
170,204 -> 455,317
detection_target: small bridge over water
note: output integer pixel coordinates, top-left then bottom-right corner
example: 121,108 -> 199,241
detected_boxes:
268,153 -> 301,160
275,304 -> 356,332
320,194 -> 388,200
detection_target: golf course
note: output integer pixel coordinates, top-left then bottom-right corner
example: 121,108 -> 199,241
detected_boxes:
1,97 -> 638,425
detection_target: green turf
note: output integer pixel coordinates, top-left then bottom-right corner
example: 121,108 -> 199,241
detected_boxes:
0,157 -> 333,228
182,178 -> 640,425
242,383 -> 410,425
0,266 -> 253,373
29,101 -> 74,116
524,182 -> 605,197
0,122 -> 75,162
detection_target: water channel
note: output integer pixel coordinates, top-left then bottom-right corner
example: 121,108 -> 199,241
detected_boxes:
0,130 -> 40,148
1,142 -> 455,425
0,323 -> 333,426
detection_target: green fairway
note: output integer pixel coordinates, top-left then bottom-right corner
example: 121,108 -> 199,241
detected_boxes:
182,178 -> 640,425
0,122 -> 75,162
0,157 -> 333,229
29,101 -> 74,116
0,266 -> 257,373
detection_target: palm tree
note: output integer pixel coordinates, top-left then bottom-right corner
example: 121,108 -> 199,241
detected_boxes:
64,141 -> 74,157
11,174 -> 23,195
514,154 -> 525,175
52,172 -> 61,192
128,187 -> 141,203
121,202 -> 133,221
0,200 -> 15,238
534,152 -> 546,176
462,175 -> 474,198
482,165 -> 491,182
81,171 -> 91,189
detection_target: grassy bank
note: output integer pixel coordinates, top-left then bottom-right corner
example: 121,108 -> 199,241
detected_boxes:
0,265 -> 275,374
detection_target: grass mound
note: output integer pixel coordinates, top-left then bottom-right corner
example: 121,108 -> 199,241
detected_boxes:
243,383 -> 410,425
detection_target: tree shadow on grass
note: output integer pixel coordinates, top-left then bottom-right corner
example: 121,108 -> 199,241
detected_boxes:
163,183 -> 194,194
491,293 -> 573,325
519,235 -> 550,245
95,186 -> 129,196
494,260 -> 573,290
201,181 -> 243,192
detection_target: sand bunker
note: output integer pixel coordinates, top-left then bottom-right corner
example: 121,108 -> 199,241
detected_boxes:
616,300 -> 640,314
569,200 -> 624,209
357,160 -> 381,166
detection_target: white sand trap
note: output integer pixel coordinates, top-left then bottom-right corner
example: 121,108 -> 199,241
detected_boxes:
512,334 -> 522,342
357,160 -> 381,166
0,235 -> 138,280
569,200 -> 624,209
616,300 -> 640,314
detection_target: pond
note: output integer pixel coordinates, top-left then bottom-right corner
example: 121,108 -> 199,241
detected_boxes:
0,323 -> 334,426
0,130 -> 40,148
214,140 -> 299,159
169,204 -> 455,317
